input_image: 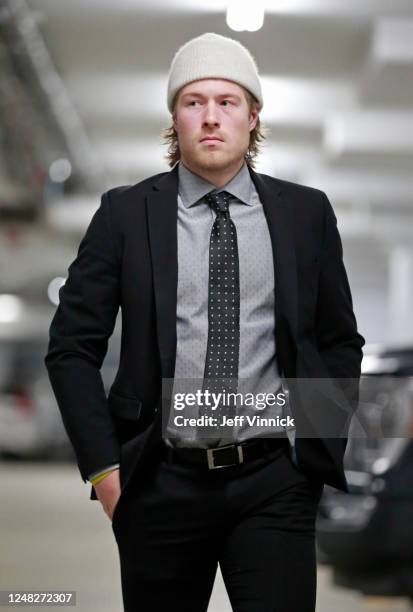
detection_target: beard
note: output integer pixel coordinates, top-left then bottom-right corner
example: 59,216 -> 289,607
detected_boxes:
182,144 -> 244,173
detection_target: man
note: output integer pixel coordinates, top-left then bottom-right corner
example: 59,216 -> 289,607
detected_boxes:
45,32 -> 365,612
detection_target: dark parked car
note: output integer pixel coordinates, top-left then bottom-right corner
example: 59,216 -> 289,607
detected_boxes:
316,345 -> 413,601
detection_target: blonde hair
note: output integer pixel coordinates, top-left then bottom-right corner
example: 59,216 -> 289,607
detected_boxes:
161,88 -> 268,170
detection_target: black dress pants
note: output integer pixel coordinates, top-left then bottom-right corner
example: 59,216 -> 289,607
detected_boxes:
111,442 -> 324,612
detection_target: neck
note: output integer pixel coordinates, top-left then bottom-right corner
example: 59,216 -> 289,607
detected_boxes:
180,158 -> 245,188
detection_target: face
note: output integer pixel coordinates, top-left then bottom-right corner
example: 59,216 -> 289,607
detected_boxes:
172,78 -> 259,176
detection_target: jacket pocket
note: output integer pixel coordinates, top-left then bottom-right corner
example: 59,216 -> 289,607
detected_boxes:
108,389 -> 142,421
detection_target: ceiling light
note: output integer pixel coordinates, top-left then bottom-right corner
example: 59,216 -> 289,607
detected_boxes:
226,0 -> 265,32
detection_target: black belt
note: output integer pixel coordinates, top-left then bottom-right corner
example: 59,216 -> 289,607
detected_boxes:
163,437 -> 289,470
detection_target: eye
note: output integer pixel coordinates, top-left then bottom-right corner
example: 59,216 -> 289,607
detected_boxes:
188,100 -> 199,106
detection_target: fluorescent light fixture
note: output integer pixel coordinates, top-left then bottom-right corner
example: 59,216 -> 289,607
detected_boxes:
67,73 -> 167,120
226,0 -> 265,32
260,76 -> 356,126
0,294 -> 24,324
324,111 -> 413,156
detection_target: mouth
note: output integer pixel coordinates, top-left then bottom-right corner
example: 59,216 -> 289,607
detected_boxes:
200,137 -> 224,143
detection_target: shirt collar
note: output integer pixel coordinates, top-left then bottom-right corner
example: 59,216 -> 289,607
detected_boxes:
177,160 -> 255,208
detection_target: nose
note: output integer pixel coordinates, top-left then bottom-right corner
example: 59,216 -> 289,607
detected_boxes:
202,101 -> 220,127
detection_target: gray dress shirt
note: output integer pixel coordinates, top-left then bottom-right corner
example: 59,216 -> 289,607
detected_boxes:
165,161 -> 296,451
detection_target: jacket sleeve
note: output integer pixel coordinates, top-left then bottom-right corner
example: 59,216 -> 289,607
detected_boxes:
44,191 -> 121,482
315,192 -> 365,410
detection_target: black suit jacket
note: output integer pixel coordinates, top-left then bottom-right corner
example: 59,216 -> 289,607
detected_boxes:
44,163 -> 365,499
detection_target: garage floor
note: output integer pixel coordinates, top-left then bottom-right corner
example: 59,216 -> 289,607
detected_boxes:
0,463 -> 411,612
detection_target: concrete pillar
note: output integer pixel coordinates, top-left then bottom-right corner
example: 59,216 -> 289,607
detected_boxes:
388,246 -> 413,343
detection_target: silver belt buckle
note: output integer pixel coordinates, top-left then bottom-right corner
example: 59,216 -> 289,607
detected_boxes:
206,444 -> 244,469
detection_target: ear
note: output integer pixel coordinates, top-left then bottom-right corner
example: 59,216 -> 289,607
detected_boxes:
249,106 -> 259,132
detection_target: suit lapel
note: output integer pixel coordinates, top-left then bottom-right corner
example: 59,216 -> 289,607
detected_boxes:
249,169 -> 298,346
146,165 -> 179,382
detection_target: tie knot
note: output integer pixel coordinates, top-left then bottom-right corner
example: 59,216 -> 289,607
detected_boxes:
204,190 -> 231,215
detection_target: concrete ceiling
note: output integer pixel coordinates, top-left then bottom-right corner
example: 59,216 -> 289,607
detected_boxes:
23,0 -> 413,231
1,0 -> 412,309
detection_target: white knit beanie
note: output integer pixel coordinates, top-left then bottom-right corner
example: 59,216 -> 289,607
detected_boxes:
167,32 -> 263,113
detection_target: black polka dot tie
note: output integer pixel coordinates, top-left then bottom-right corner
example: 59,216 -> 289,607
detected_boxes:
200,190 -> 240,440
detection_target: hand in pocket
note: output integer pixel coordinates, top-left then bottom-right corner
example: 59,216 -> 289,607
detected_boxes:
93,469 -> 121,521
